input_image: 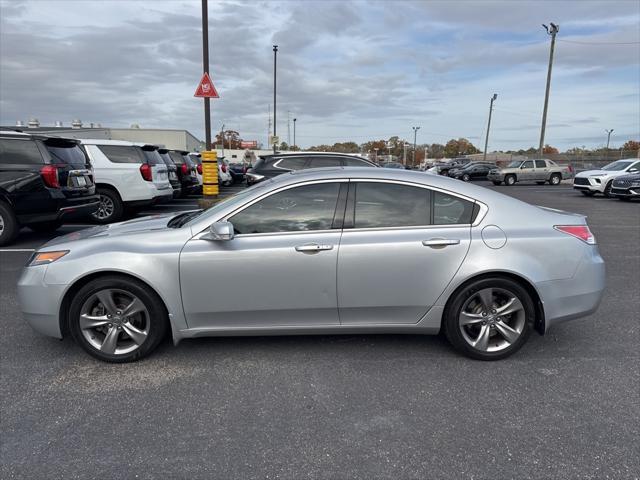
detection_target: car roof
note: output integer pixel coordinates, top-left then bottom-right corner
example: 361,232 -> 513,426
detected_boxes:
0,129 -> 81,144
80,138 -> 157,149
261,151 -> 367,159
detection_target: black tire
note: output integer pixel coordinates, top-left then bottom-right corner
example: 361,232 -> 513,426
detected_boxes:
603,180 -> 614,198
549,173 -> 562,185
504,175 -> 516,186
581,190 -> 595,197
462,174 -> 471,182
68,275 -> 168,363
0,202 -> 19,247
91,187 -> 124,224
28,220 -> 63,233
443,277 -> 534,360
492,181 -> 502,186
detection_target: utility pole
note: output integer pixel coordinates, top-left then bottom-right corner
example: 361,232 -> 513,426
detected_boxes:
412,126 -> 421,167
287,111 -> 291,148
483,94 -> 498,162
605,129 -> 614,149
267,104 -> 272,147
403,143 -> 407,165
272,45 -> 278,153
201,0 -> 211,150
220,123 -> 225,157
293,118 -> 297,150
538,22 -> 559,157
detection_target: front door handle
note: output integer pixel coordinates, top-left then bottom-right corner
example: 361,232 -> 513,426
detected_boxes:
422,238 -> 461,248
295,243 -> 334,252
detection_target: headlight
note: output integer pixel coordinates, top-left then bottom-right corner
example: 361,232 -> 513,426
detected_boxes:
630,182 -> 640,188
28,250 -> 69,266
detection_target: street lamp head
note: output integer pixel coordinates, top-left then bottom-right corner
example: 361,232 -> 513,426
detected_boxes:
273,45 -> 278,51
492,93 -> 498,101
293,118 -> 297,122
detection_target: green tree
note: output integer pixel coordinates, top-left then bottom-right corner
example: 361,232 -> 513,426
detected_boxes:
444,138 -> 480,158
279,141 -> 289,151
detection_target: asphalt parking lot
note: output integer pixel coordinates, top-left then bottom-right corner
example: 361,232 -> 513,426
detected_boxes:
1,181 -> 638,479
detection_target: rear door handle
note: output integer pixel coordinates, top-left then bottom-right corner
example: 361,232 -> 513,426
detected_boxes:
422,238 -> 460,247
295,243 -> 334,252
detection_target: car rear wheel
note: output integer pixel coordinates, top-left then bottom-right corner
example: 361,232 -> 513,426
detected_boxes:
443,277 -> 534,360
462,174 -> 471,182
91,188 -> 123,224
504,175 -> 516,186
0,202 -> 18,247
68,276 -> 168,363
549,174 -> 562,185
28,220 -> 63,233
581,190 -> 595,197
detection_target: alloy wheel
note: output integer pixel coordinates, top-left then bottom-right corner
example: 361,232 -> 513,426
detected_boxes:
458,287 -> 526,352
93,194 -> 115,220
79,288 -> 150,355
0,214 -> 4,235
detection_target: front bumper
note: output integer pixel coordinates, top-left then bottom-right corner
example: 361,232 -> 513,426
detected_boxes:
537,247 -> 605,332
610,186 -> 640,198
17,265 -> 65,338
573,177 -> 605,193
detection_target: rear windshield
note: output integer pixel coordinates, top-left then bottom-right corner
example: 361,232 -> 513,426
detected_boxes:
168,151 -> 185,164
158,152 -> 173,166
44,139 -> 87,166
141,148 -> 163,165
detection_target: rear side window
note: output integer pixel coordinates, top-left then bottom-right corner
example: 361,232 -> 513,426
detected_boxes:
354,182 -> 430,228
44,140 -> 87,166
307,157 -> 342,168
433,192 -> 474,225
0,139 -> 42,164
344,157 -> 372,167
274,157 -> 307,170
535,160 -> 546,168
97,145 -> 143,164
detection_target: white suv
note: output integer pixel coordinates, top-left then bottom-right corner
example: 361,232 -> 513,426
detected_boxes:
81,139 -> 173,223
573,158 -> 640,197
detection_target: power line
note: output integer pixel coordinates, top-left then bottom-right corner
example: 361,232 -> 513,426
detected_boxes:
558,39 -> 640,45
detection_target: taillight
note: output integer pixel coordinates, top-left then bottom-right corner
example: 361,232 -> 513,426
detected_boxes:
40,165 -> 60,188
555,225 -> 595,244
221,163 -> 227,173
197,164 -> 202,175
140,163 -> 153,181
181,163 -> 188,175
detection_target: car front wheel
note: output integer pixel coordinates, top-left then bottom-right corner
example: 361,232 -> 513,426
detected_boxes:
68,276 -> 168,362
549,174 -> 562,185
443,277 -> 534,360
0,202 -> 18,247
91,188 -> 123,224
504,175 -> 516,186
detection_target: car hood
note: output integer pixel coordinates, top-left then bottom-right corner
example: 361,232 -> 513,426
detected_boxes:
42,213 -> 181,248
576,169 -> 615,177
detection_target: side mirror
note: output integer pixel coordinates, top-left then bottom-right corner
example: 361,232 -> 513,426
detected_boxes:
204,221 -> 234,241
629,168 -> 638,173
520,165 -> 526,169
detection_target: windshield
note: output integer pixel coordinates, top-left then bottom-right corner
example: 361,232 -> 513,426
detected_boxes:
170,180 -> 273,228
507,160 -> 522,168
601,160 -> 633,171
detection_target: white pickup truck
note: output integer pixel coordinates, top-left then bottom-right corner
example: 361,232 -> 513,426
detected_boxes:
487,159 -> 574,186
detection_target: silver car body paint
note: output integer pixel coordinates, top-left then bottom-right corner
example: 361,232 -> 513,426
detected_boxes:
18,167 -> 605,344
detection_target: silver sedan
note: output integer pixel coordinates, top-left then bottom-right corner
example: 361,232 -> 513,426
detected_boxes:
18,168 -> 605,362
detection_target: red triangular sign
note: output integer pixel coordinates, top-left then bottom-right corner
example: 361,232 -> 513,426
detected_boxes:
194,72 -> 219,98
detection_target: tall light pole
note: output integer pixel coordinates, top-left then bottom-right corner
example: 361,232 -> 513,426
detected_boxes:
273,45 -> 278,153
538,22 -> 559,157
293,118 -> 297,150
483,94 -> 498,162
201,0 -> 211,150
374,147 -> 379,163
605,129 -> 614,149
412,126 -> 421,167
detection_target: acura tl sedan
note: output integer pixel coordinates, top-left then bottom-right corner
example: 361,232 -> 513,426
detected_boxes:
18,168 -> 605,362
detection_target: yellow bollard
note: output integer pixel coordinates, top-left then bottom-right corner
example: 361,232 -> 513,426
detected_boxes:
201,150 -> 219,197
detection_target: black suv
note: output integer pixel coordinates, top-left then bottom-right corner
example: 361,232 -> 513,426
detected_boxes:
246,152 -> 377,185
157,148 -> 182,198
449,162 -> 496,181
168,150 -> 199,197
0,130 -> 99,245
610,172 -> 640,201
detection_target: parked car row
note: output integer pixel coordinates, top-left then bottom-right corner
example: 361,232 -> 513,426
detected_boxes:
0,130 -> 208,245
572,158 -> 640,200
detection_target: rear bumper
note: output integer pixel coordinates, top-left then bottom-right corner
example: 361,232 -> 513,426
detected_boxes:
537,248 -> 605,332
17,195 -> 100,225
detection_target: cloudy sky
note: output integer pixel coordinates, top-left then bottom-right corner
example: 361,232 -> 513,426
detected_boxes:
1,0 -> 639,151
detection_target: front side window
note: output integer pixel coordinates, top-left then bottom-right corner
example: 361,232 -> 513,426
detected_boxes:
0,139 -> 43,164
97,145 -> 143,164
433,192 -> 474,225
535,160 -> 546,168
354,182 -> 430,228
230,182 -> 341,234
522,160 -> 534,168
